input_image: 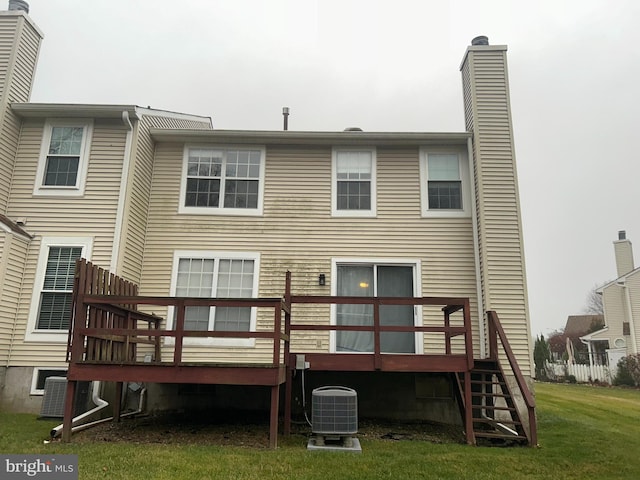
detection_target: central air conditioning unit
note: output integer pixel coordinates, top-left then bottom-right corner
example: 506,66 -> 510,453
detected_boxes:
40,378 -> 92,418
40,377 -> 68,417
311,386 -> 358,435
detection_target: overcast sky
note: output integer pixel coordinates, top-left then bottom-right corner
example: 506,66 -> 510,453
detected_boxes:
24,0 -> 640,337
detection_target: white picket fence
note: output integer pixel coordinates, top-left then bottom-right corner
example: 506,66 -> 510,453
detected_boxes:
545,361 -> 613,384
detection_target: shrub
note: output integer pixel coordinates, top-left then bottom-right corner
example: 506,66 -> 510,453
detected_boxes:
613,354 -> 640,387
567,375 -> 577,384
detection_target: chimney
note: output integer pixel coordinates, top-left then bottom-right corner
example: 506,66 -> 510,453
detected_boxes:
0,0 -> 42,213
614,230 -> 634,277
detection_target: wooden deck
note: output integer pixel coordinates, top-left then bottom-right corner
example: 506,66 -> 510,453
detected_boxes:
62,260 -> 536,448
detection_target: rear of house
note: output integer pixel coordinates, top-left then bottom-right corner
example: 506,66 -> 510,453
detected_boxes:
0,3 -> 534,443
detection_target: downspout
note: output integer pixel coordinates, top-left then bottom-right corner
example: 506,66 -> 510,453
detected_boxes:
622,282 -> 638,354
50,385 -> 146,438
50,381 -> 108,438
467,137 -> 486,358
109,110 -> 134,273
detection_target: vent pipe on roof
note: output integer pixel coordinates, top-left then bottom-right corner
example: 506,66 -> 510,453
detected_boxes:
344,127 -> 363,132
471,35 -> 489,46
282,107 -> 290,131
8,0 -> 29,13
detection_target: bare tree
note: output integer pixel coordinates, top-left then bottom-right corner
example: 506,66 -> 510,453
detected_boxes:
583,283 -> 605,315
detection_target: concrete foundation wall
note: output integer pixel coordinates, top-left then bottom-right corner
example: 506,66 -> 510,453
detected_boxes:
0,366 -> 41,413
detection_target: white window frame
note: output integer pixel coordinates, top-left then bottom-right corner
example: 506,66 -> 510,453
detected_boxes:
419,148 -> 471,217
33,119 -> 93,197
331,147 -> 377,217
25,236 -> 93,343
178,145 -> 266,216
167,250 -> 260,347
30,367 -> 67,395
329,257 -> 423,354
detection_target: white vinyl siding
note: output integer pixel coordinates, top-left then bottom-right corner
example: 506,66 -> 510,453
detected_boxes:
332,148 -> 377,217
33,120 -> 93,196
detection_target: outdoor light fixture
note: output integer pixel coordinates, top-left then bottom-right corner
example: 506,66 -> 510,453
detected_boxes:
359,282 -> 369,288
318,274 -> 326,286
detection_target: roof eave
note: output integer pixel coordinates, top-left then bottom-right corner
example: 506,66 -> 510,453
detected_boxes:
11,103 -> 140,120
149,129 -> 472,146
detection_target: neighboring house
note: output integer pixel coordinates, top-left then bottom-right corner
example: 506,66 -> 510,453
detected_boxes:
548,314 -> 604,362
582,231 -> 640,372
0,3 -> 535,444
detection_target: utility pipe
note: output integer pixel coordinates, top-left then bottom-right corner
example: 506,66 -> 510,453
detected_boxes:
51,387 -> 146,438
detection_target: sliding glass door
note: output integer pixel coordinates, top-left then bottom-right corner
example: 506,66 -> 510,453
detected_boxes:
336,264 -> 416,353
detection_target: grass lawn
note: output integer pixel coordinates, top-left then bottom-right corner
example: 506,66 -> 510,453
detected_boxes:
1,382 -> 639,479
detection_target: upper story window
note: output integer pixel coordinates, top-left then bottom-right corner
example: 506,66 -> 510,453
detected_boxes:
25,236 -> 93,343
420,150 -> 470,217
34,120 -> 93,196
332,148 -> 376,217
179,147 -> 265,216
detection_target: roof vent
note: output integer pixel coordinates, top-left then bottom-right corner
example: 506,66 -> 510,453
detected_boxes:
618,230 -> 626,240
8,0 -> 29,13
471,35 -> 489,46
344,127 -> 363,132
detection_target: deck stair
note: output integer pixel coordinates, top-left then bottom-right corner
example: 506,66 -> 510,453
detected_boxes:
459,359 -> 529,445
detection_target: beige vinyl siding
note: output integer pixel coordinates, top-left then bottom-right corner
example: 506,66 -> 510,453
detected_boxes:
462,47 -> 532,375
0,232 -> 28,364
599,284 -> 626,342
0,14 -> 41,213
118,114 -> 212,284
141,143 -> 480,363
629,273 -> 640,352
5,119 -> 126,366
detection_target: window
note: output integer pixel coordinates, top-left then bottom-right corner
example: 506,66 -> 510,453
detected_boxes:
331,259 -> 421,354
179,147 -> 265,215
26,237 -> 93,342
332,148 -> 376,216
420,150 -> 470,217
30,368 -> 67,395
169,251 -> 260,346
34,120 -> 93,196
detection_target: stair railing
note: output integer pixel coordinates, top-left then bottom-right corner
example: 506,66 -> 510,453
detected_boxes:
487,310 -> 538,446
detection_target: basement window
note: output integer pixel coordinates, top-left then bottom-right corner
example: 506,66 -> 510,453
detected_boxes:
30,368 -> 67,395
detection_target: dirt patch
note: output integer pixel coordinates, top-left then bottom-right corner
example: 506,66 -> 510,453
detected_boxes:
66,412 -> 465,448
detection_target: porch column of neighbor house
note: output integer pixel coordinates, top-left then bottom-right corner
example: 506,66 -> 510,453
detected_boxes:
460,36 -> 533,377
0,5 -> 43,213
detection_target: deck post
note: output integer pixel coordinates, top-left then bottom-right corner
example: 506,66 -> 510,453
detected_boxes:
61,380 -> 77,442
488,311 -> 498,361
114,382 -> 123,422
373,300 -> 381,370
463,371 -> 475,445
269,384 -> 280,449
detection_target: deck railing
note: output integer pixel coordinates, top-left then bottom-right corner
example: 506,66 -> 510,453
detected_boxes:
487,310 -> 538,446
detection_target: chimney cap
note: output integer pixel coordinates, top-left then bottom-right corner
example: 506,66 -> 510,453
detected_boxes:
471,35 -> 489,46
8,0 -> 29,13
618,230 -> 627,240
